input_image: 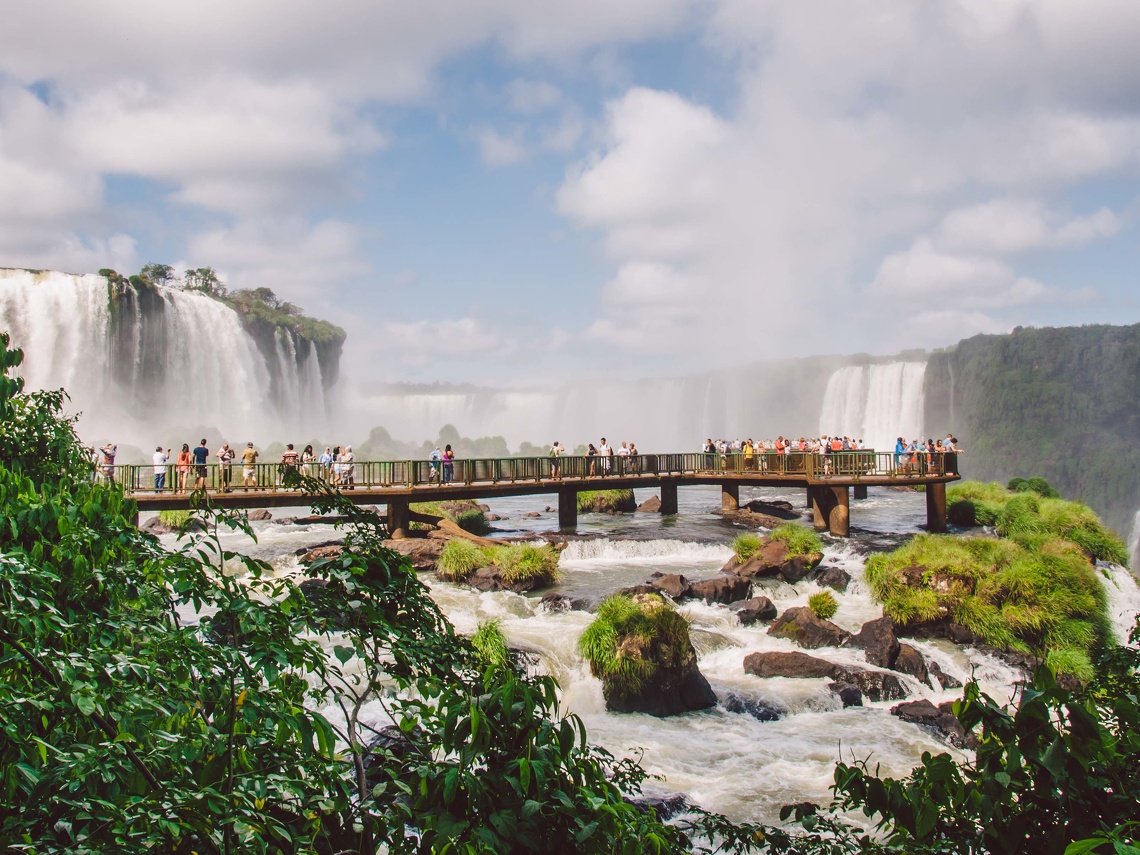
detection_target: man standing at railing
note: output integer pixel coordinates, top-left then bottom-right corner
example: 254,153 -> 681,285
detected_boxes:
549,441 -> 562,480
100,443 -> 117,483
152,445 -> 169,490
192,439 -> 210,491
599,438 -> 613,474
217,442 -> 235,492
242,442 -> 260,490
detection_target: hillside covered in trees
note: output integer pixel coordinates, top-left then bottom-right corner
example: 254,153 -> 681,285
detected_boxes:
925,324 -> 1140,538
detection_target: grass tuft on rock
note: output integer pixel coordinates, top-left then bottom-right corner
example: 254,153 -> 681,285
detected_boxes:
471,620 -> 510,668
577,594 -> 691,696
436,539 -> 489,582
769,523 -> 823,558
437,539 -> 561,588
731,533 -> 762,563
808,590 -> 838,621
410,500 -> 490,535
577,490 -> 636,513
158,510 -> 192,528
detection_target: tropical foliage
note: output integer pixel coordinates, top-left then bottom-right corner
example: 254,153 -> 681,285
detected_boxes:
577,594 -> 692,698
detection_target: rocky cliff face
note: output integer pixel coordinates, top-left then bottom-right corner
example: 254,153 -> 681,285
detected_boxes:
925,324 -> 1140,538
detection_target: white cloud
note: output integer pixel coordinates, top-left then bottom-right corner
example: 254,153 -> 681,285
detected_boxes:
473,126 -> 529,167
506,79 -> 563,113
934,199 -> 1121,255
372,317 -> 512,362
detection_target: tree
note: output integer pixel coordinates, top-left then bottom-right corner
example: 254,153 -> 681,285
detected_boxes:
183,266 -> 227,297
139,263 -> 175,285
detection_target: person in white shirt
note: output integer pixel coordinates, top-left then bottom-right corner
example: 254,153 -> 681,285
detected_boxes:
153,446 -> 170,490
599,438 -> 612,473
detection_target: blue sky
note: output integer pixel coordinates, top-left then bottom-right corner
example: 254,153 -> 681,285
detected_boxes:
2,0 -> 1139,388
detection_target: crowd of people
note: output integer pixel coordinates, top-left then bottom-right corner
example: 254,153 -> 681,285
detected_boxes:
698,434 -> 962,473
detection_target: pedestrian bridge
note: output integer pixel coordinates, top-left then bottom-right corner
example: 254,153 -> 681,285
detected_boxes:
120,450 -> 960,536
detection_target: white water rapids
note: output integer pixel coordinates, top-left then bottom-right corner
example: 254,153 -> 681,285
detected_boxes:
157,486 -> 1140,825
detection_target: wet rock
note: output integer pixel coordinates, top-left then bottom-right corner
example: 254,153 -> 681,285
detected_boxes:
539,593 -> 573,612
686,576 -> 751,605
726,539 -> 823,584
928,661 -> 963,690
477,503 -> 491,512
579,490 -> 637,514
544,506 -> 555,513
468,565 -> 548,594
847,617 -> 901,669
743,499 -> 799,519
893,644 -> 930,686
813,566 -> 851,593
767,607 -> 851,649
618,584 -> 663,598
384,538 -> 445,572
899,564 -> 927,586
930,572 -> 975,595
363,724 -> 423,789
294,539 -> 342,555
841,669 -> 909,702
291,514 -> 352,525
897,619 -> 977,645
648,573 -> 690,599
743,651 -> 838,679
828,682 -> 863,707
272,517 -> 298,525
602,633 -> 717,717
140,515 -> 206,535
627,793 -> 693,820
637,495 -> 662,513
485,513 -> 504,521
722,693 -> 782,722
892,699 -> 977,748
730,596 -> 778,625
523,511 -> 542,518
299,544 -> 345,563
247,508 -> 273,521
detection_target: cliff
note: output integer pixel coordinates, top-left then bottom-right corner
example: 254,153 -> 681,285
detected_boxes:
925,324 -> 1140,538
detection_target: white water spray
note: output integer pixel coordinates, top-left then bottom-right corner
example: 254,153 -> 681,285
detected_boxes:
819,362 -> 926,451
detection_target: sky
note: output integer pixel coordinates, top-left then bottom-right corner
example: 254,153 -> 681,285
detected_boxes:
2,0 -> 1139,389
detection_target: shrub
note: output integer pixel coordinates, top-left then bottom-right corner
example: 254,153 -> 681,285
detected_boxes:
808,590 -> 838,621
577,594 -> 691,696
732,533 -> 762,563
769,523 -> 822,557
493,543 -> 561,588
436,539 -> 489,582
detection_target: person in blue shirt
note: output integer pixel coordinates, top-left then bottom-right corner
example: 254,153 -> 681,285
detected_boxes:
894,437 -> 906,470
192,439 -> 210,490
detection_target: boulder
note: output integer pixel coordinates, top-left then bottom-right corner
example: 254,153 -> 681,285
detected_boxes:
813,566 -> 851,593
743,499 -> 800,519
539,593 -> 573,613
384,538 -> 445,572
893,643 -> 930,686
578,490 -> 637,514
247,508 -> 273,521
523,511 -> 542,518
928,660 -> 963,690
140,515 -> 206,534
891,699 -> 976,748
686,576 -> 752,605
841,669 -> 909,702
730,596 -> 778,625
618,584 -> 663,598
899,564 -> 927,587
721,693 -> 782,722
299,544 -> 345,563
602,638 -> 717,717
637,495 -> 662,513
362,724 -> 422,789
648,573 -> 691,599
627,794 -> 692,820
828,682 -> 863,707
726,539 -> 824,584
767,607 -> 851,649
847,617 -> 901,669
930,572 -> 975,595
743,651 -> 838,679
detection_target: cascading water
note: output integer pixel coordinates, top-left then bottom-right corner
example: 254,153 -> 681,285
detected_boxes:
1129,508 -> 1140,571
819,362 -> 926,451
0,268 -> 334,446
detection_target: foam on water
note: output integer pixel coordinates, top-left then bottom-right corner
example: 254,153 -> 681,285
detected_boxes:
560,538 -> 734,566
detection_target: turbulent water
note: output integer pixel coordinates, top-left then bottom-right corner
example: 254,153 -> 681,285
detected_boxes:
0,268 -> 331,447
818,362 -> 927,451
153,485 -> 1140,825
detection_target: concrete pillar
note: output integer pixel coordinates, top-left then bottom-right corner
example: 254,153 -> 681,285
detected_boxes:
558,487 -> 578,531
829,486 -> 850,537
660,481 -> 678,515
926,482 -> 947,533
809,486 -> 832,532
853,484 -> 868,500
721,483 -> 739,511
387,498 -> 410,539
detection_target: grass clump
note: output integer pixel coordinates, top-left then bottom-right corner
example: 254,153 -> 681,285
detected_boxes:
158,509 -> 192,527
731,533 -> 762,563
808,591 -> 838,621
577,490 -> 636,513
436,539 -> 490,582
493,543 -> 561,588
769,523 -> 822,558
471,620 -> 510,668
410,500 -> 490,535
578,595 -> 692,696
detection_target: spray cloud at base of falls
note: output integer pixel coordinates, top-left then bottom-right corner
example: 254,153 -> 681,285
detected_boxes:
0,268 -> 336,448
818,362 -> 926,451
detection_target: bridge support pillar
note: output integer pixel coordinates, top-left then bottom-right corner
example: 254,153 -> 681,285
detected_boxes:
853,484 -> 868,501
558,487 -> 578,531
721,483 -> 739,511
660,481 -> 678,515
387,499 -> 410,539
810,486 -> 850,537
926,482 -> 947,533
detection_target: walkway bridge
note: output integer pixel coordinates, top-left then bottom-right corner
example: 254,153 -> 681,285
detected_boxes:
121,451 -> 960,537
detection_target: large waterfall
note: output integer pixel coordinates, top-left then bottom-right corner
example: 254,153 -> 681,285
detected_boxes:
818,362 -> 926,451
0,269 -> 334,448
1130,509 -> 1140,571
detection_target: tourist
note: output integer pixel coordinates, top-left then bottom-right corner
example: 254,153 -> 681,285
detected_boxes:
152,445 -> 169,491
331,446 -> 342,485
743,439 -> 755,471
629,441 -> 639,473
100,443 -> 117,483
281,443 -> 300,482
429,446 -> 442,484
598,438 -> 612,474
176,443 -> 192,492
217,442 -> 235,492
318,447 -> 333,480
192,439 -> 210,491
341,445 -> 355,488
442,444 -> 455,483
587,443 -> 598,476
301,444 -> 315,477
549,441 -> 562,480
703,438 -> 715,470
241,442 -> 259,490
894,436 -> 906,470
616,441 -> 630,474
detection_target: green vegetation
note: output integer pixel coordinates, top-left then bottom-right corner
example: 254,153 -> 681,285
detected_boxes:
436,539 -> 561,588
577,489 -> 636,513
1008,475 -> 1060,498
577,595 -> 691,697
924,323 -> 1140,537
865,532 -> 1108,679
732,532 -> 763,563
948,480 -> 1129,565
808,590 -> 838,621
471,619 -> 510,668
410,499 -> 490,535
157,509 -> 192,528
770,523 -> 823,558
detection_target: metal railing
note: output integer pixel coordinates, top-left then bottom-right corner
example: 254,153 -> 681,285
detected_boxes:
109,450 -> 958,496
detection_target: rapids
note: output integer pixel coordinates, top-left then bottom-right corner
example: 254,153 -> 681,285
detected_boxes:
151,484 -> 1140,826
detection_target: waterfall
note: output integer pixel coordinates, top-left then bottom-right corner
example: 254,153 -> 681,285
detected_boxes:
0,268 -> 334,446
818,362 -> 926,451
1129,509 -> 1140,570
